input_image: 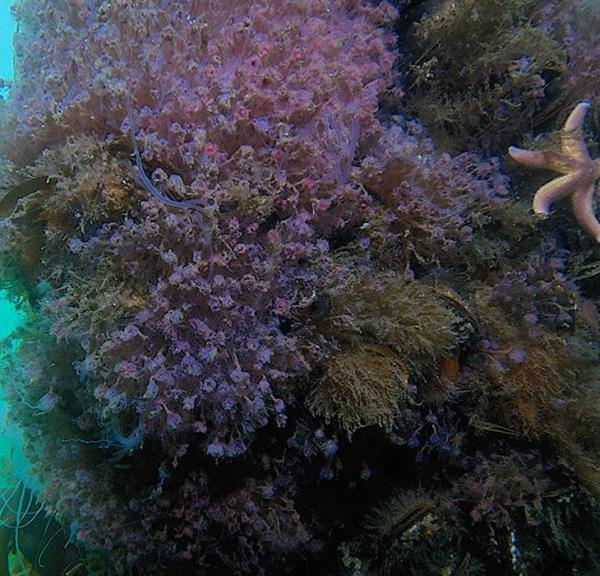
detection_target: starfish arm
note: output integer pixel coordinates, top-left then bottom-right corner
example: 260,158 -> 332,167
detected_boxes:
508,146 -> 547,169
564,100 -> 592,131
532,173 -> 580,216
561,100 -> 592,161
570,181 -> 600,242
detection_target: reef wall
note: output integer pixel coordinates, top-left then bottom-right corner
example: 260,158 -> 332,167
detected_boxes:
0,1 -> 600,574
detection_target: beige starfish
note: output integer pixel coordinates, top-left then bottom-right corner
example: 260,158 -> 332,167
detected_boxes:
508,100 -> 600,242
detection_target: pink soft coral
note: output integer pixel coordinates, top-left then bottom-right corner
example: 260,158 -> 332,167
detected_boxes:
5,0 -> 397,179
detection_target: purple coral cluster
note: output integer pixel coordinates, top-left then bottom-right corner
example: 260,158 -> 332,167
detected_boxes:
360,118 -> 511,269
490,239 -> 576,333
1,0 -> 405,570
4,0 -> 397,171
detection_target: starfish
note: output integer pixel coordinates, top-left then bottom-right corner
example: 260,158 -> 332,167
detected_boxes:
508,100 -> 600,242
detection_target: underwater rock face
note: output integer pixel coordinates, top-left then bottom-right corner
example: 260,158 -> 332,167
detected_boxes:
1,1 -> 600,575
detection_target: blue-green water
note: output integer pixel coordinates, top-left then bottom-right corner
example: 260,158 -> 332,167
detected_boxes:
0,291 -> 22,339
0,0 -> 19,340
0,1 -> 15,330
0,0 -> 14,99
0,7 -> 38,574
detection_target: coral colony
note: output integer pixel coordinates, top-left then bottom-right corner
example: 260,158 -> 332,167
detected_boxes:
0,0 -> 600,574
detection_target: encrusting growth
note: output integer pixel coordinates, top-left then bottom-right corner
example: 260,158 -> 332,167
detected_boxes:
509,101 -> 600,242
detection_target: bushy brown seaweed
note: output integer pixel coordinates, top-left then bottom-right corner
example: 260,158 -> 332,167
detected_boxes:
403,0 -> 565,153
322,276 -> 464,378
307,344 -> 409,437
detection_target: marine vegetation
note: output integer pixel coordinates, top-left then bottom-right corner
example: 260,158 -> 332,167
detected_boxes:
0,0 -> 599,575
400,0 -> 600,153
